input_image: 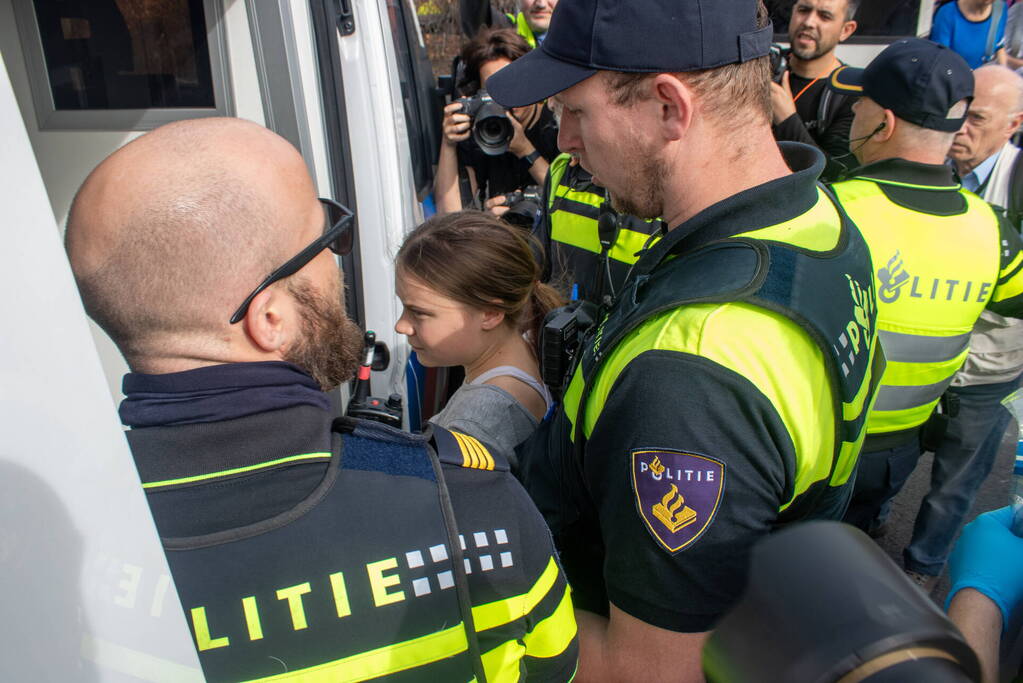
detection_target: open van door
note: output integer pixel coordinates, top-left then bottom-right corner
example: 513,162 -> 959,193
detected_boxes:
0,51 -> 202,680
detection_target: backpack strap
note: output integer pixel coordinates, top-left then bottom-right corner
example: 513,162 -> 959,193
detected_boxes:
330,418 -> 489,682
987,0 -> 1006,62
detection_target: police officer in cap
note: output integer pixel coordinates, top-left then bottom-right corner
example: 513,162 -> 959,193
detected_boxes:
487,0 -> 882,678
64,117 -> 578,682
827,40 -> 1023,562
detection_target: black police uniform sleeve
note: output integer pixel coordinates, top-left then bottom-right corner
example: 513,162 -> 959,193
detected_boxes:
987,213 -> 1023,317
773,112 -> 817,148
772,89 -> 854,182
583,350 -> 791,633
443,462 -> 579,680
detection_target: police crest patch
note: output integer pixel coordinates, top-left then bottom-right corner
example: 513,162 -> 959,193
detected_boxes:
631,449 -> 725,553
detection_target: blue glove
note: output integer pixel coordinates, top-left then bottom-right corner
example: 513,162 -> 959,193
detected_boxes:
947,506 -> 1023,631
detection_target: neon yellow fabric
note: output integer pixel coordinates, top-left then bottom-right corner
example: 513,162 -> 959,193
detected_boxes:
576,302 -> 835,506
243,624 -> 468,682
546,153 -> 660,265
735,190 -> 842,252
509,12 -> 537,48
520,588 -> 576,657
832,179 -> 1001,434
241,556 -> 574,681
479,586 -> 576,683
550,211 -> 653,265
142,452 -> 332,489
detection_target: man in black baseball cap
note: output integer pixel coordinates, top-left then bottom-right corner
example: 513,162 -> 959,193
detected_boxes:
490,1 -> 883,680
829,39 -> 1023,578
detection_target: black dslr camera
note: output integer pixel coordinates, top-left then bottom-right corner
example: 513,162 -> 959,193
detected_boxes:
456,89 -> 514,156
540,301 -> 598,399
769,44 -> 789,83
500,184 -> 542,229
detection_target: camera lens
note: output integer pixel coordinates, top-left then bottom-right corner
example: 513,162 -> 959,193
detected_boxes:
473,100 -> 513,156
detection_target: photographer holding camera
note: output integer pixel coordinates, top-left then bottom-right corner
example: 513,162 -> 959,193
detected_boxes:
434,29 -> 559,216
771,0 -> 859,181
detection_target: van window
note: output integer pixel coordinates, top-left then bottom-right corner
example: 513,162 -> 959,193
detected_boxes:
769,0 -> 924,41
386,0 -> 442,200
13,0 -> 232,129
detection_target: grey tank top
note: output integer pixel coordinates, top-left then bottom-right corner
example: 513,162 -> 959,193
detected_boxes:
428,366 -> 553,467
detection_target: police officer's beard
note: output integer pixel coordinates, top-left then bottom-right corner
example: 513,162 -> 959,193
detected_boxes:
608,152 -> 664,220
283,279 -> 364,391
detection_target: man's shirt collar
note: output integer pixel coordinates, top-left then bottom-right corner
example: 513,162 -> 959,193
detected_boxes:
119,361 -> 331,428
958,150 -> 1001,192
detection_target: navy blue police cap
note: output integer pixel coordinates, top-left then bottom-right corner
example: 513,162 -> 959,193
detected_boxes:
486,0 -> 774,108
828,38 -> 973,132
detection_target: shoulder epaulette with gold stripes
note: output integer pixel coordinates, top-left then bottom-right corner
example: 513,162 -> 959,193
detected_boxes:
431,426 -> 509,472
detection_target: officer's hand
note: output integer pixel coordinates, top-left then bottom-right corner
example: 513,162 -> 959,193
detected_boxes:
947,506 -> 1023,631
484,194 -> 511,217
443,102 -> 471,146
770,71 -> 797,125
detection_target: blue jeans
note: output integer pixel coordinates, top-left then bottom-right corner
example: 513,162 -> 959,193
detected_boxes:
903,374 -> 1023,576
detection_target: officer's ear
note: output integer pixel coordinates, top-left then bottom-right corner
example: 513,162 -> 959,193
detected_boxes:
649,74 -> 694,142
877,109 -> 897,142
242,285 -> 294,353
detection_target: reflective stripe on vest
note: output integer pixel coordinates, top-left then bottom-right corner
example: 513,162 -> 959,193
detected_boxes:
832,179 -> 1002,434
547,154 -> 659,266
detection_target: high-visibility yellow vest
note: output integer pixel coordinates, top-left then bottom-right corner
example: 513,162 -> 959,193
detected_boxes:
832,179 -> 1002,435
507,12 -> 537,48
543,153 -> 662,303
560,187 -> 882,509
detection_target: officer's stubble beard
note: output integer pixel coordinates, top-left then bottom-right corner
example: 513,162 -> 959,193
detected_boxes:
607,145 -> 665,221
284,276 -> 364,391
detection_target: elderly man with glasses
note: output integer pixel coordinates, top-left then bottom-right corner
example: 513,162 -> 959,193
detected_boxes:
64,117 -> 577,683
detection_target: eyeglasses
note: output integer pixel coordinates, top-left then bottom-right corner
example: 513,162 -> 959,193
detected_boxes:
229,197 -> 355,324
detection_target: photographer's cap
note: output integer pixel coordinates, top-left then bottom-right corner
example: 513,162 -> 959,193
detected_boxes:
828,38 -> 973,132
486,0 -> 773,107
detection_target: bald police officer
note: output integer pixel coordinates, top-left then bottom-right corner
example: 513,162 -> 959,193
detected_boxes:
64,117 -> 578,682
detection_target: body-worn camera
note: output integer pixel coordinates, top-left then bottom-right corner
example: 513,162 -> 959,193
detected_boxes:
769,44 -> 789,83
456,90 -> 514,156
501,184 -> 542,229
541,301 -> 598,399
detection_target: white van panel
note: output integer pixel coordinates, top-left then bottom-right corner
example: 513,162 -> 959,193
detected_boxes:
283,1 -> 333,195
0,50 -> 201,680
224,0 -> 269,128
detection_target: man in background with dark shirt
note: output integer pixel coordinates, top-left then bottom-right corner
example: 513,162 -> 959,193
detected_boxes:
772,0 -> 859,180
